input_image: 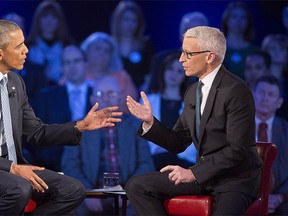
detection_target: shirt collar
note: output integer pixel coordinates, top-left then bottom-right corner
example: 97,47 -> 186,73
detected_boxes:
66,81 -> 88,93
0,73 -> 8,85
255,116 -> 274,131
200,64 -> 221,88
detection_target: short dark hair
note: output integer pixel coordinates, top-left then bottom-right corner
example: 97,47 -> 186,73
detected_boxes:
246,50 -> 271,69
254,75 -> 282,97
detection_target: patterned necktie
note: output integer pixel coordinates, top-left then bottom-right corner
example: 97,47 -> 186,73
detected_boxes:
105,127 -> 119,173
195,81 -> 203,138
0,108 -> 8,158
70,88 -> 84,121
258,122 -> 268,142
0,77 -> 17,163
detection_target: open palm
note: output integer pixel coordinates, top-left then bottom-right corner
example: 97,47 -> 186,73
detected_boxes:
126,91 -> 153,125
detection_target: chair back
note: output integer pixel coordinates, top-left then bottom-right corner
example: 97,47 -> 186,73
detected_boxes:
245,142 -> 277,215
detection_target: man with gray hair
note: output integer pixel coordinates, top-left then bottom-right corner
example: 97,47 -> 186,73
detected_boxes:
126,26 -> 262,215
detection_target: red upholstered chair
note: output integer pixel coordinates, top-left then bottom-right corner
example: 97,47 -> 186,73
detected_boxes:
24,199 -> 36,214
163,142 -> 277,216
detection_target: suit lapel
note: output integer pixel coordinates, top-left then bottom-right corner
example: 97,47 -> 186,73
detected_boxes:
85,86 -> 93,113
198,67 -> 225,144
272,117 -> 281,148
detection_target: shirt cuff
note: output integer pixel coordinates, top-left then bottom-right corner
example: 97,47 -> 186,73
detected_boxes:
142,123 -> 152,135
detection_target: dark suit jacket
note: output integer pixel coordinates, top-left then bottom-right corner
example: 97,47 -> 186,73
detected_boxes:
35,85 -> 92,124
28,85 -> 92,171
0,72 -> 80,172
272,116 -> 288,194
141,65 -> 262,197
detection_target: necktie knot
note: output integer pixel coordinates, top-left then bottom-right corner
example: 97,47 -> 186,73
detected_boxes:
259,122 -> 267,130
0,77 -> 7,88
71,88 -> 81,96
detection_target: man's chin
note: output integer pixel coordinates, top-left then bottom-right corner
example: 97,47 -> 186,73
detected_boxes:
13,65 -> 24,71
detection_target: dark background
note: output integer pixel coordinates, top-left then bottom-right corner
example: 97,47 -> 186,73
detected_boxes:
1,0 -> 287,52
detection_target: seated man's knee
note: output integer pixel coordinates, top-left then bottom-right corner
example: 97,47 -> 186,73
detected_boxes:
125,175 -> 141,193
8,179 -> 32,209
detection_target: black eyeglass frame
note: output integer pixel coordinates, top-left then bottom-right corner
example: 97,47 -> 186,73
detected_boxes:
181,50 -> 211,59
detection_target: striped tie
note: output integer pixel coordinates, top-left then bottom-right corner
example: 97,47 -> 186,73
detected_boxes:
70,88 -> 84,121
0,109 -> 8,158
0,77 -> 17,163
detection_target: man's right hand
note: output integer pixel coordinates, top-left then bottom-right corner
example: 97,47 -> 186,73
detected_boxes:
10,164 -> 48,193
126,91 -> 154,128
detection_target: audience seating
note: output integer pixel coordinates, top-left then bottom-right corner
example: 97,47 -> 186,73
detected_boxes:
163,142 -> 277,216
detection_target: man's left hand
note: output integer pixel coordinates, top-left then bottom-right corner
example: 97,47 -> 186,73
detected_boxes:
76,103 -> 123,132
160,165 -> 195,185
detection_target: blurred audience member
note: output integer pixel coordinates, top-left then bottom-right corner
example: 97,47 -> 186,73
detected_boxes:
178,11 -> 210,43
81,31 -> 137,113
62,76 -> 154,215
282,6 -> 288,35
2,12 -> 25,33
222,1 -> 258,80
26,0 -> 75,86
253,75 -> 288,215
141,53 -> 197,170
261,34 -> 288,84
244,50 -> 271,89
261,34 -> 288,120
148,11 -> 209,93
30,44 -> 91,171
110,0 -> 154,91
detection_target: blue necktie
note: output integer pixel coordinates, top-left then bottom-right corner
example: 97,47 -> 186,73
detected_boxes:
70,88 -> 84,121
0,77 -> 17,163
195,81 -> 203,138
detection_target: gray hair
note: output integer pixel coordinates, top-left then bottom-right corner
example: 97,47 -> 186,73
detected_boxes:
0,19 -> 20,49
80,32 -> 123,72
184,26 -> 226,64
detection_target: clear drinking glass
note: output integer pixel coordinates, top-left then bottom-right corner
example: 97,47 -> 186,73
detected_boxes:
103,172 -> 120,188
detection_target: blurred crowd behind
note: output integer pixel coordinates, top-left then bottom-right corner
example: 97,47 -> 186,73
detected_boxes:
2,0 -> 288,215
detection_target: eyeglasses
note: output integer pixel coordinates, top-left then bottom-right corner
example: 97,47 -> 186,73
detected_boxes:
94,90 -> 118,98
181,49 -> 211,59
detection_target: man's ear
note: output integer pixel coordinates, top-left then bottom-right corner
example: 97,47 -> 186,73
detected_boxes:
206,52 -> 215,64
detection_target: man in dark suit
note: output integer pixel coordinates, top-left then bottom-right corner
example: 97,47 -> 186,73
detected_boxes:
0,20 -> 122,215
126,26 -> 262,215
253,75 -> 288,215
30,44 -> 92,171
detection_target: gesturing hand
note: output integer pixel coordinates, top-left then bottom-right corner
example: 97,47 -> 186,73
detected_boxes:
76,103 -> 123,132
160,165 -> 195,185
126,91 -> 154,127
10,164 -> 47,193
